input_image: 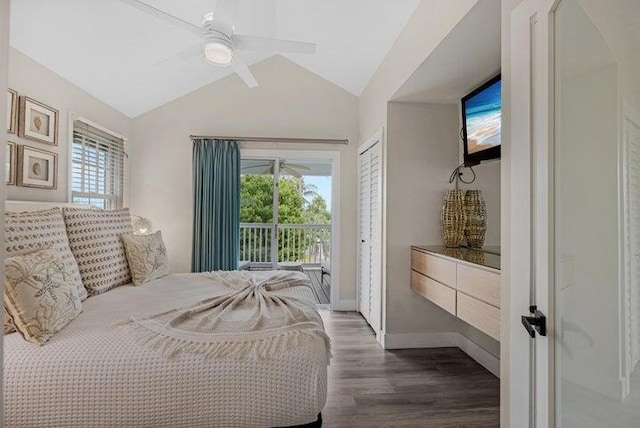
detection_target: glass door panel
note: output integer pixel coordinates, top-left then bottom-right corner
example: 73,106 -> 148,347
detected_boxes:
240,159 -> 276,267
277,159 -> 332,266
554,0 -> 640,426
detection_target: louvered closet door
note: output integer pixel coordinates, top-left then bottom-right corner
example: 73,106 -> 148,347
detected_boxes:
625,114 -> 640,372
358,148 -> 372,322
358,141 -> 382,330
368,143 -> 382,332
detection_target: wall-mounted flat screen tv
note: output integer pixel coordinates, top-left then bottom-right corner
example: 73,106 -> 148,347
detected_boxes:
461,74 -> 501,166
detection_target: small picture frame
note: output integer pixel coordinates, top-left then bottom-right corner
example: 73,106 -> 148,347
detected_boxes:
18,145 -> 57,189
6,141 -> 16,185
6,89 -> 17,134
18,96 -> 58,145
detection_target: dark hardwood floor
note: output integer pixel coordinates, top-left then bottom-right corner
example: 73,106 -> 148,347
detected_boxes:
320,311 -> 500,428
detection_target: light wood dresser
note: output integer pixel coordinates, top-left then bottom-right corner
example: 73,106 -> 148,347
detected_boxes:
410,245 -> 501,341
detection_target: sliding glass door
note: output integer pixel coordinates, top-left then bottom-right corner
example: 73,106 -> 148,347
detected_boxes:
240,159 -> 277,265
240,156 -> 333,304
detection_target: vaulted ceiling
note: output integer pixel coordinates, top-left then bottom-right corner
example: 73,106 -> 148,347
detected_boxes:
10,0 -> 421,117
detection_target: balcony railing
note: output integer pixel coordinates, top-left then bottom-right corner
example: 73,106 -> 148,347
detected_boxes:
240,223 -> 331,266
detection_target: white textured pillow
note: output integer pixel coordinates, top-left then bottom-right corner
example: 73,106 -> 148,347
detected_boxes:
63,208 -> 133,295
4,248 -> 82,345
5,208 -> 87,301
121,231 -> 170,285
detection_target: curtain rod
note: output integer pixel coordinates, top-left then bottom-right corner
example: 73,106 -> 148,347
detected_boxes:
189,135 -> 349,145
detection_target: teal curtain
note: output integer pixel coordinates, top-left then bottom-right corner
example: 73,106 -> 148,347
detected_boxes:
192,139 -> 240,272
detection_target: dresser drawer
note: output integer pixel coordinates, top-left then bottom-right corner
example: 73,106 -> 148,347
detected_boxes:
410,270 -> 456,315
456,264 -> 501,308
411,250 -> 456,287
457,293 -> 500,341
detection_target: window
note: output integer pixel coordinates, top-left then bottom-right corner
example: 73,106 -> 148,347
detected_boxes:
71,120 -> 126,209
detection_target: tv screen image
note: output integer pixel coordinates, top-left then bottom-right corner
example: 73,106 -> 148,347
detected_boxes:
462,75 -> 501,164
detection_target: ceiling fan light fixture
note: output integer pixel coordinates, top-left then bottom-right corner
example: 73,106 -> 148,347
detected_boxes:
204,40 -> 234,65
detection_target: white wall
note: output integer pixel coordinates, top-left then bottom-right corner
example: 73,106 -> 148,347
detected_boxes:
359,0 -> 477,142
7,48 -> 130,203
1,0 -> 10,412
358,0 -> 502,359
359,0 -> 477,342
385,102 -> 460,333
129,55 -> 359,304
385,101 -> 500,358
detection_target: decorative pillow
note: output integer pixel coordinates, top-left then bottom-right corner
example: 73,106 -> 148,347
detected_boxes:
63,208 -> 134,295
5,208 -> 87,301
121,231 -> 170,285
4,248 -> 82,345
4,307 -> 15,334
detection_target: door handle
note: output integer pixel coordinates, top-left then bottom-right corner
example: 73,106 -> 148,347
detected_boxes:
521,305 -> 547,338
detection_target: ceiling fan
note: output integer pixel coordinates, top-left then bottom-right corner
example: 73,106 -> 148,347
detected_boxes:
242,160 -> 311,178
116,0 -> 317,88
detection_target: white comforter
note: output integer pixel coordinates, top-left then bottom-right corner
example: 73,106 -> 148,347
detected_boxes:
4,272 -> 328,428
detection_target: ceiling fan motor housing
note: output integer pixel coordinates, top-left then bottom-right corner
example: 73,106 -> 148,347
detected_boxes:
202,12 -> 235,66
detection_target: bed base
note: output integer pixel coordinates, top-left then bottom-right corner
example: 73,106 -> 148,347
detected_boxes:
279,413 -> 322,428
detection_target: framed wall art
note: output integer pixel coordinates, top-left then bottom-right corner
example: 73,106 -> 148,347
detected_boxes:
7,89 -> 17,134
18,145 -> 57,189
18,96 -> 58,145
6,141 -> 16,185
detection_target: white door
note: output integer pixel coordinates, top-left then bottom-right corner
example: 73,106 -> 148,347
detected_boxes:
510,0 -> 640,426
510,2 -> 555,425
358,134 -> 382,331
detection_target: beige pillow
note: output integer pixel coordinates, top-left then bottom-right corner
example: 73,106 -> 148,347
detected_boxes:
121,231 -> 170,285
5,208 -> 87,301
4,249 -> 83,345
4,307 -> 15,334
62,208 -> 133,295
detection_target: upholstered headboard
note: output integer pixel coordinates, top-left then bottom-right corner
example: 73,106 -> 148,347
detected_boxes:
5,201 -> 92,213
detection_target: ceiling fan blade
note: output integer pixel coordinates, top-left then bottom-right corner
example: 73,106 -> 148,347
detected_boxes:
285,163 -> 312,171
282,166 -> 302,178
242,164 -> 272,169
116,0 -> 201,37
234,35 -> 317,54
232,58 -> 259,88
155,43 -> 202,66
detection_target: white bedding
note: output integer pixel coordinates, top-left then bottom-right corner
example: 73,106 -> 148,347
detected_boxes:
4,272 -> 328,428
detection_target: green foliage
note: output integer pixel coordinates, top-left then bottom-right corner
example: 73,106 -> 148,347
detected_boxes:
304,196 -> 331,224
240,174 -> 274,223
240,174 -> 332,263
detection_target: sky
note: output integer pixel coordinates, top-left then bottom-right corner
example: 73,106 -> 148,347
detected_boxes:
304,175 -> 332,211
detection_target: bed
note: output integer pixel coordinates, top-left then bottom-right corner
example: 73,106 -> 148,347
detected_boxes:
3,202 -> 329,428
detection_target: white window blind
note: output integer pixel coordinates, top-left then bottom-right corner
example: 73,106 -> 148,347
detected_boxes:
72,120 -> 126,209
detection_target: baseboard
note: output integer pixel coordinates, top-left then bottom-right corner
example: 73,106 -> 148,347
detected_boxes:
331,299 -> 356,311
382,331 -> 500,378
456,334 -> 500,377
382,331 -> 460,349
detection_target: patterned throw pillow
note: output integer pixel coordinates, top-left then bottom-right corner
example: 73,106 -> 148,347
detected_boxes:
4,307 -> 15,334
4,248 -> 82,345
63,208 -> 134,295
5,208 -> 87,302
120,231 -> 170,285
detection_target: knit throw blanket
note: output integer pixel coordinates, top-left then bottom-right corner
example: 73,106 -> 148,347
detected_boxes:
125,271 -> 331,360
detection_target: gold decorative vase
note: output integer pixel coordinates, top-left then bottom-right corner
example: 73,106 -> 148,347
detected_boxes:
441,190 -> 467,248
464,190 -> 487,248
